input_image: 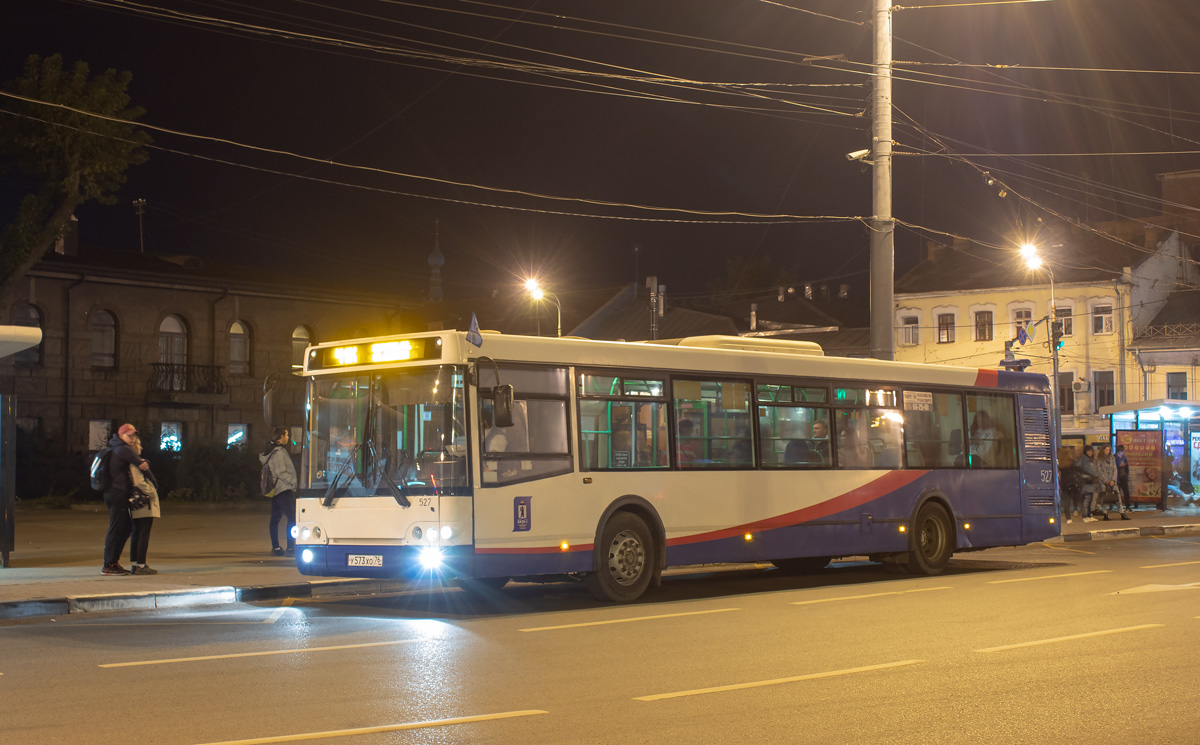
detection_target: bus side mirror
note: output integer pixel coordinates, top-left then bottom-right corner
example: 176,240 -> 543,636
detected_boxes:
493,385 -> 514,428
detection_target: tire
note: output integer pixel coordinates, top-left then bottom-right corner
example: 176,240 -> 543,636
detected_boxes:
905,501 -> 954,575
585,512 -> 658,603
770,556 -> 830,575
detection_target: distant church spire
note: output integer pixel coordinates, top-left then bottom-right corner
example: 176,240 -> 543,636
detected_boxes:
427,219 -> 444,302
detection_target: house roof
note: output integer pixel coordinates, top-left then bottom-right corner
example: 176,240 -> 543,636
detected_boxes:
776,327 -> 871,358
1128,289 -> 1200,350
570,284 -> 738,341
714,290 -> 845,331
896,225 -> 1155,295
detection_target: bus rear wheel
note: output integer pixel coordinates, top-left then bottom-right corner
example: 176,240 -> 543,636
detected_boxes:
905,502 -> 954,575
770,556 -> 830,575
585,513 -> 657,603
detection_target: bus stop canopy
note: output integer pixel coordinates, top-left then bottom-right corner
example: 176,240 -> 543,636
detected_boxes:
0,325 -> 41,358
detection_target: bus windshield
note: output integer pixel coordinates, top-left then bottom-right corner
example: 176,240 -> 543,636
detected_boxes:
306,366 -> 470,496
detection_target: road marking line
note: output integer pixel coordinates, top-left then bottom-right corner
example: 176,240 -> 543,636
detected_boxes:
1040,542 -> 1095,554
789,587 -> 951,606
1110,583 -> 1200,595
1151,535 -> 1200,543
975,624 -> 1164,653
99,639 -> 423,668
520,607 -> 739,632
263,599 -> 294,624
1142,560 -> 1200,569
190,710 -> 549,745
987,570 -> 1111,584
635,659 -> 925,701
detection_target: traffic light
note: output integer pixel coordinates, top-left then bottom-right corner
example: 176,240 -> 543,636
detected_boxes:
1051,327 -> 1065,351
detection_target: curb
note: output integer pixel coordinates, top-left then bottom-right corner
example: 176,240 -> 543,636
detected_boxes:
1053,522 -> 1200,543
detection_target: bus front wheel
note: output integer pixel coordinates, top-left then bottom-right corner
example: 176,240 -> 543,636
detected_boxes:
585,512 -> 657,603
905,501 -> 954,575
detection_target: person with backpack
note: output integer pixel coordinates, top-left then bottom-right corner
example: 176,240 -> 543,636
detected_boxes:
260,427 -> 298,556
100,423 -> 149,575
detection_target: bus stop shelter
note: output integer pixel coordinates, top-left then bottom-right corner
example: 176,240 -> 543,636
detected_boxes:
0,325 -> 44,567
1098,399 -> 1200,507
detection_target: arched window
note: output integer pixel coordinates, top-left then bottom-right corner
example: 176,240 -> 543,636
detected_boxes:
291,325 -> 312,368
89,310 -> 117,368
229,320 -> 250,375
159,315 -> 188,390
12,302 -> 43,366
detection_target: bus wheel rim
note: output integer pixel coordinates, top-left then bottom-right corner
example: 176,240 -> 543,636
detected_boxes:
606,529 -> 645,586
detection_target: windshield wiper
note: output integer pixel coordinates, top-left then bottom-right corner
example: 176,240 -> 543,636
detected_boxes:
321,440 -> 362,507
368,442 -> 411,509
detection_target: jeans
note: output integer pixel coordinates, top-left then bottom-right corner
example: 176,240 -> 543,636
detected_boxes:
269,490 -> 296,550
130,517 -> 154,565
103,492 -> 132,566
1081,488 -> 1097,516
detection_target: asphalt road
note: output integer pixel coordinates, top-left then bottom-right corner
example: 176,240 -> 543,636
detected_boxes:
2,536 -> 1198,745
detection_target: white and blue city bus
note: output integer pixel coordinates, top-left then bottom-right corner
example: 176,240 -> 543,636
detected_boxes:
292,331 -> 1059,602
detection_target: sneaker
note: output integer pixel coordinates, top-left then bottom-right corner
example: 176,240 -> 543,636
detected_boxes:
1083,517 -> 1099,523
1119,512 -> 1131,520
1066,518 -> 1074,524
101,563 -> 130,575
131,565 -> 158,575
271,547 -> 285,557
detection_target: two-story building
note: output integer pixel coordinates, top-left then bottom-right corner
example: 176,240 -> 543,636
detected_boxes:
894,170 -> 1200,448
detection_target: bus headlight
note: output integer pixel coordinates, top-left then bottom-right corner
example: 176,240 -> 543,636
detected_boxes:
412,526 -> 423,541
440,525 -> 453,540
419,546 -> 443,569
301,549 -> 314,564
290,526 -> 299,539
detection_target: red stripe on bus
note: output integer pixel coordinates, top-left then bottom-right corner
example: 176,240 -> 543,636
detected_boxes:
665,470 -> 928,546
973,369 -> 999,388
476,544 -> 594,554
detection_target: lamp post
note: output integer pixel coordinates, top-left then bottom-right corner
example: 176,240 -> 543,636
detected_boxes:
525,279 -> 561,337
1021,244 -> 1062,451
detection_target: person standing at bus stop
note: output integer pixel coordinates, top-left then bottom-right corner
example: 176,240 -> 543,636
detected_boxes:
101,423 -> 149,575
1076,445 -> 1101,523
261,427 -> 298,556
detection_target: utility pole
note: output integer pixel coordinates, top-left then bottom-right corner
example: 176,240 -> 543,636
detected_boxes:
133,198 -> 146,253
869,0 -> 895,361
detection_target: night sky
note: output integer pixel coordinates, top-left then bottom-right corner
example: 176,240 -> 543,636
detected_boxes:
3,0 -> 1200,312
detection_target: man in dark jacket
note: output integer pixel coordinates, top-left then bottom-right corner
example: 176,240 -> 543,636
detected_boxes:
102,423 -> 149,575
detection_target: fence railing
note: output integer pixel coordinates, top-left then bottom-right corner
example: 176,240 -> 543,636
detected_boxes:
1134,323 -> 1200,340
147,363 -> 228,394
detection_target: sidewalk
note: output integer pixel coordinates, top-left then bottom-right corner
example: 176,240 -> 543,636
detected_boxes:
2,503 -> 1198,621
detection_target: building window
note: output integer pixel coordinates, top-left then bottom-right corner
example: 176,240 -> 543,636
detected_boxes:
159,315 -> 188,391
1013,308 -> 1032,337
1094,371 -> 1115,409
16,417 -> 40,434
1053,307 -> 1073,337
1058,372 -> 1075,415
12,301 -> 43,366
291,325 -> 312,368
229,321 -> 250,375
160,421 -> 182,452
974,311 -> 993,341
937,314 -> 955,344
1167,372 -> 1187,400
89,420 -> 112,451
227,423 -> 248,449
89,310 -> 117,368
900,316 -> 919,345
1092,305 -> 1114,334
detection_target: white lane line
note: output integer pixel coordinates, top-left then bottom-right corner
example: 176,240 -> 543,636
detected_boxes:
191,710 -> 549,745
790,586 -> 952,606
1040,542 -> 1095,554
263,599 -> 294,624
987,570 -> 1112,584
635,660 -> 925,701
1142,560 -> 1200,569
520,607 -> 739,632
975,624 -> 1165,653
99,639 -> 423,668
1110,583 -> 1200,595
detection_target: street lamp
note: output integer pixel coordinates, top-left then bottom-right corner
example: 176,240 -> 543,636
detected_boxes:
525,279 -> 561,337
1021,244 -> 1062,451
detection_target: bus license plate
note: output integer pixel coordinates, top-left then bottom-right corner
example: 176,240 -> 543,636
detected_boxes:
347,554 -> 383,567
